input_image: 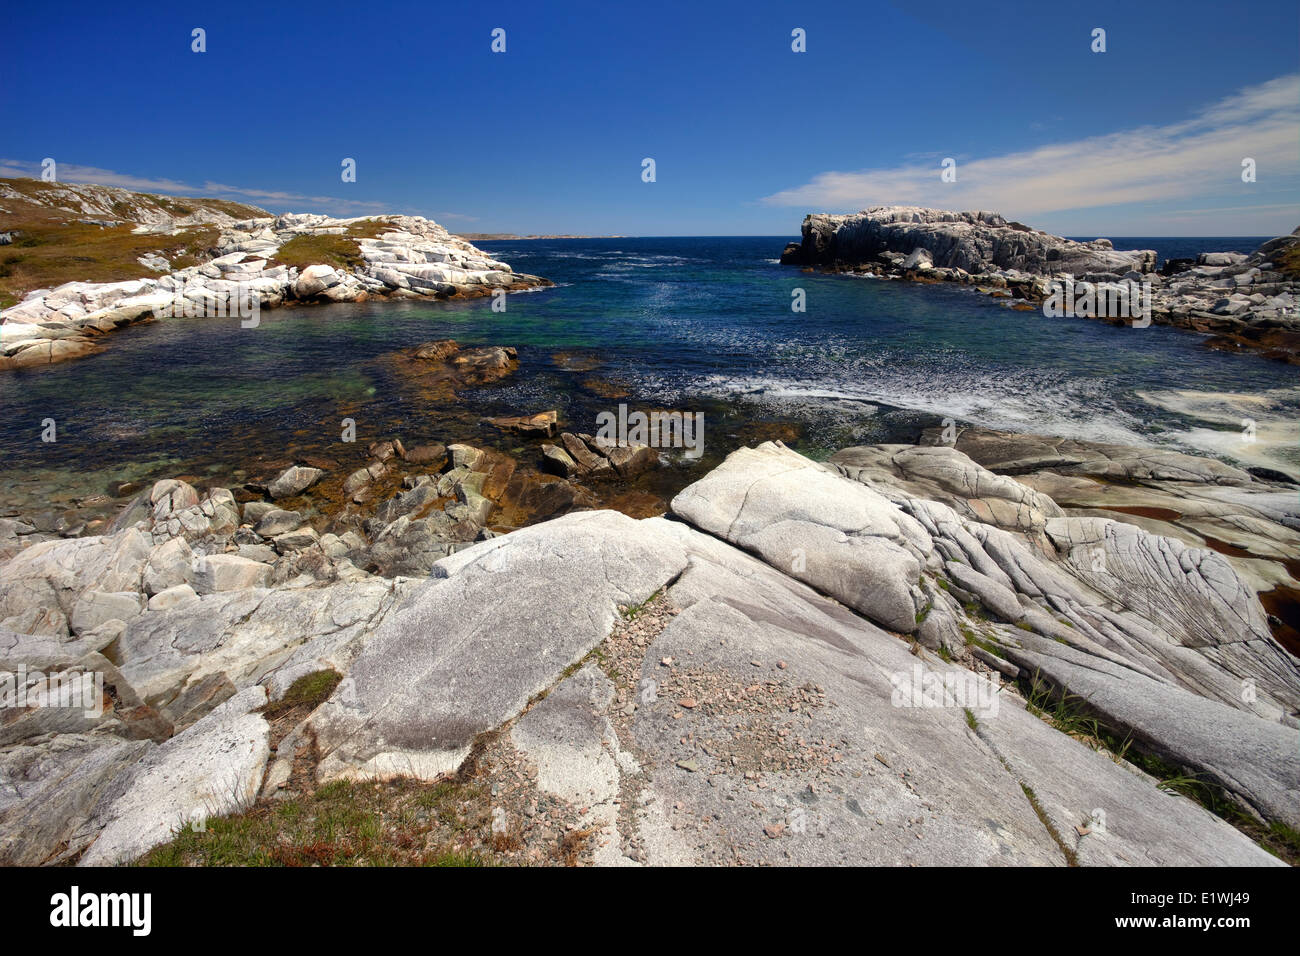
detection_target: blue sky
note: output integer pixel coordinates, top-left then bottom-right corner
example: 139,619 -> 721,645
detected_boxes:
2,0 -> 1297,236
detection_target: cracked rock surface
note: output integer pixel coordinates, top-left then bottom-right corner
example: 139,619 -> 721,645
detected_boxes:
0,434 -> 1295,865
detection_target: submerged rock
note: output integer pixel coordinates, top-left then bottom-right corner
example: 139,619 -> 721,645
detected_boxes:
487,410 -> 559,437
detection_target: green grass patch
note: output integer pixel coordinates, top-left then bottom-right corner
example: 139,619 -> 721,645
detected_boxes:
963,626 -> 1006,657
345,218 -> 399,240
1019,781 -> 1079,866
0,217 -> 217,307
271,234 -> 364,273
1024,671 -> 1126,755
262,669 -> 342,721
136,776 -> 501,867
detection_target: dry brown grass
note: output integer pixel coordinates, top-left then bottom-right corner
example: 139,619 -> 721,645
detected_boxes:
0,205 -> 217,309
0,178 -> 268,308
345,218 -> 398,240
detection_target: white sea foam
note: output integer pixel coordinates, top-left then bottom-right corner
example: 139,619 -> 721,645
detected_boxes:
632,366 -> 1150,445
1137,387 -> 1300,479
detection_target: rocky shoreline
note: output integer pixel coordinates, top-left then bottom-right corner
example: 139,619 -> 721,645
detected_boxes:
781,206 -> 1300,363
0,206 -> 551,371
2,191 -> 1297,866
1,417 -> 1296,865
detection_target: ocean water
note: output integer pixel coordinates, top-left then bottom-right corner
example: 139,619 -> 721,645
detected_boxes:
1,236 -> 1296,515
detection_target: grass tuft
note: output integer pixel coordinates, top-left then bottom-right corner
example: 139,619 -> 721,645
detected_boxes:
262,669 -> 342,722
271,234 -> 363,273
136,776 -> 501,867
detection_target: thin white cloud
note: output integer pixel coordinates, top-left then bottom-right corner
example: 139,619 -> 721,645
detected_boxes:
761,74 -> 1300,225
199,181 -> 390,214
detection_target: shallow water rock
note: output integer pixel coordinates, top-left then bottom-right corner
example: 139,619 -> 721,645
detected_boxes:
557,433 -> 615,478
541,443 -> 580,478
267,466 -> 324,500
488,410 -> 558,437
403,443 -> 447,468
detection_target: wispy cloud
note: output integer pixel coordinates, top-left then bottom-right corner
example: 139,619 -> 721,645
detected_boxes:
761,75 -> 1300,226
0,160 -> 195,195
0,160 -> 392,216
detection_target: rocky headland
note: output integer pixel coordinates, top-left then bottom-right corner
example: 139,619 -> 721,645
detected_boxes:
781,206 -> 1300,363
0,178 -> 551,370
1,421 -> 1296,866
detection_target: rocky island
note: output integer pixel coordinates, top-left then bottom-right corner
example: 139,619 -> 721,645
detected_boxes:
781,206 -> 1300,363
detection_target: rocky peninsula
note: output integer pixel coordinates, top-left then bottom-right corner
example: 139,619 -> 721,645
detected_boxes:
781,206 -> 1300,363
0,178 -> 551,370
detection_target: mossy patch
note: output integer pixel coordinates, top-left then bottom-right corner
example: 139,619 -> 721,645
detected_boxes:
261,669 -> 342,722
271,234 -> 364,273
345,218 -> 399,240
1274,242 -> 1300,281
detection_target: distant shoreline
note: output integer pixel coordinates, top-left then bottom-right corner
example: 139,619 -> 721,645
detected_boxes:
458,234 -> 627,241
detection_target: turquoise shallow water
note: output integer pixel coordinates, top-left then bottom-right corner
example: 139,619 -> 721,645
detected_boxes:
1,236 -> 1296,514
